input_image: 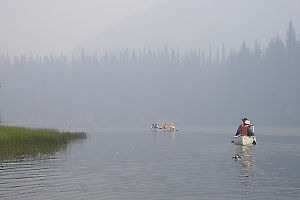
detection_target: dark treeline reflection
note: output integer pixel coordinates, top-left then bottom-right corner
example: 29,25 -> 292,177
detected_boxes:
0,22 -> 299,127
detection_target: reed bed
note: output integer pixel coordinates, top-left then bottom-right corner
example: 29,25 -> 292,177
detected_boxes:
0,125 -> 86,160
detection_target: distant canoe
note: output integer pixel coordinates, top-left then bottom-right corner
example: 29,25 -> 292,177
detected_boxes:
233,135 -> 256,145
150,128 -> 176,132
163,128 -> 176,132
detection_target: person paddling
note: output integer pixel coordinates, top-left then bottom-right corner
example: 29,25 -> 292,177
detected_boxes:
170,123 -> 175,131
163,123 -> 168,129
235,118 -> 254,136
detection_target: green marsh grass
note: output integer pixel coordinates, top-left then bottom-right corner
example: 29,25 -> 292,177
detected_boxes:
0,125 -> 86,160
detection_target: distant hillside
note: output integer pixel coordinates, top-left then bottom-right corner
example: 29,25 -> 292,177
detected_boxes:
79,0 -> 300,53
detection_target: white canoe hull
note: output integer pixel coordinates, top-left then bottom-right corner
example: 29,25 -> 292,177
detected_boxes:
233,135 -> 256,146
151,128 -> 175,132
163,128 -> 175,132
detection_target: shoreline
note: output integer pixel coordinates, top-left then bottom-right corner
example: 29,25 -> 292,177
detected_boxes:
0,125 -> 86,161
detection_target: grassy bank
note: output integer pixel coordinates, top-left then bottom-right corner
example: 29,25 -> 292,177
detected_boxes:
0,125 -> 86,160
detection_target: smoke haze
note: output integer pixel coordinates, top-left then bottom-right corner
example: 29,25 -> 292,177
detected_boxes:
0,0 -> 300,128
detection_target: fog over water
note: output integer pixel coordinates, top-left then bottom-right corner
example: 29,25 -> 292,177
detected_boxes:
0,0 -> 300,129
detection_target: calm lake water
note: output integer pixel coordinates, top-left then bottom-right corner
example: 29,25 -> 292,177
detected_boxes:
1,127 -> 300,199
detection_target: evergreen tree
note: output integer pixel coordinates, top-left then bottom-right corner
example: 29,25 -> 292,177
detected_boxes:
254,40 -> 262,60
265,36 -> 285,67
286,20 -> 297,58
215,48 -> 220,64
221,44 -> 226,64
237,41 -> 251,67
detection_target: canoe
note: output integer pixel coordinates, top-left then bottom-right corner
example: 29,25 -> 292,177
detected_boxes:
151,128 -> 176,132
233,135 -> 256,146
162,128 -> 176,132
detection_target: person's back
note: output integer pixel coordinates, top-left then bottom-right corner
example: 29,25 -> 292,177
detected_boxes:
247,125 -> 255,136
170,123 -> 175,130
236,124 -> 242,136
164,124 -> 168,129
241,123 -> 249,136
236,118 -> 252,136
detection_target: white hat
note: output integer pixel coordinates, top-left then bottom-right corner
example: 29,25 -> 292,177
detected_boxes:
244,120 -> 250,125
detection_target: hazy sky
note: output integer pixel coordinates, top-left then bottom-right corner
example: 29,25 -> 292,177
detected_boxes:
81,0 -> 300,54
0,0 -> 166,54
1,0 -> 299,55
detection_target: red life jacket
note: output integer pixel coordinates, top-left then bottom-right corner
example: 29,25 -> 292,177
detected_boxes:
164,124 -> 168,129
241,123 -> 249,136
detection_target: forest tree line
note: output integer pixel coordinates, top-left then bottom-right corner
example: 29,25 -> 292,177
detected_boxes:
0,21 -> 299,127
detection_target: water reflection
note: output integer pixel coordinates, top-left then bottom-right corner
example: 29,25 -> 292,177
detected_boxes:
1,129 -> 300,199
234,145 -> 256,196
151,130 -> 158,144
151,130 -> 176,145
234,145 -> 255,168
163,131 -> 175,145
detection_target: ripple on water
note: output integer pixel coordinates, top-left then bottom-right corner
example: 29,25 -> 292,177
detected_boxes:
1,130 -> 300,199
